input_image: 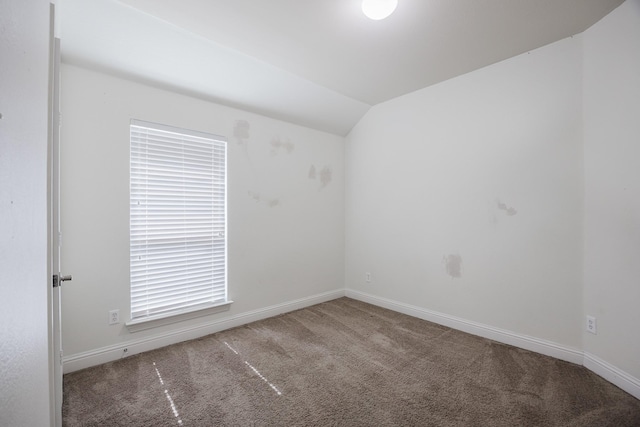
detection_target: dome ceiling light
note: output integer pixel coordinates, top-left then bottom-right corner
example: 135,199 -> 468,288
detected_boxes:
362,0 -> 398,20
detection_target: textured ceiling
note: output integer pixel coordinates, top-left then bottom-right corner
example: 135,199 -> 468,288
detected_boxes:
57,0 -> 624,135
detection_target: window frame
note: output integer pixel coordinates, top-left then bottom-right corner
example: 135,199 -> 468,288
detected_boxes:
126,119 -> 231,332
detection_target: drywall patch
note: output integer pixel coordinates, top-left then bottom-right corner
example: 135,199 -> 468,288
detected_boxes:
496,199 -> 517,216
309,164 -> 332,190
319,167 -> 332,188
270,137 -> 294,156
233,120 -> 250,145
248,190 -> 261,203
443,254 -> 462,279
247,191 -> 280,208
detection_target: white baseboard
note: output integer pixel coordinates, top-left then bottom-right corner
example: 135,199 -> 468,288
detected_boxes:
64,287 -> 640,402
584,352 -> 640,400
346,289 -> 640,400
63,289 -> 345,373
345,289 -> 584,364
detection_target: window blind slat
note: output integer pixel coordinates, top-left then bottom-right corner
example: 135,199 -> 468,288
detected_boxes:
131,285 -> 223,303
130,120 -> 227,321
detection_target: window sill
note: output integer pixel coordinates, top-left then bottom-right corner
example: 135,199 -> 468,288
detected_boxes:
125,300 -> 233,333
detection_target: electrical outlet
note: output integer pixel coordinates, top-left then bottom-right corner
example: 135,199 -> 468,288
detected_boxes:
109,309 -> 120,325
365,272 -> 371,283
586,315 -> 597,334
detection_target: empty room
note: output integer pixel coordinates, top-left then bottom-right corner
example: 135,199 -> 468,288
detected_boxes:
2,0 -> 640,425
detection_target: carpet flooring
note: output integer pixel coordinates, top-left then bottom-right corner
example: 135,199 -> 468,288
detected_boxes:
63,297 -> 640,426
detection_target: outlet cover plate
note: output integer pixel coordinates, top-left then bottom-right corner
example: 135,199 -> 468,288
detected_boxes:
586,315 -> 597,334
109,309 -> 120,325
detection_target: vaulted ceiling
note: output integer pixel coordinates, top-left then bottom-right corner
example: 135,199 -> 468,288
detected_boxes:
57,0 -> 624,135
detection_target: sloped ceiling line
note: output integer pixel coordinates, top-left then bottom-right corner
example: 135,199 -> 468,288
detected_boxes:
58,0 -> 624,136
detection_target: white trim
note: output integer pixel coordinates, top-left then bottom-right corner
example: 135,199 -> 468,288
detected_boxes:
345,289 -> 584,364
584,352 -> 640,400
125,300 -> 233,332
63,289 -> 344,373
63,287 -> 640,403
346,290 -> 640,399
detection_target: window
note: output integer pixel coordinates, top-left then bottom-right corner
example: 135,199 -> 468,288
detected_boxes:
128,120 -> 227,326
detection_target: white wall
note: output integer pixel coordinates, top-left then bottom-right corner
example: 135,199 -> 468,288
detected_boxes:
0,0 -> 53,425
583,0 -> 640,379
60,65 -> 344,364
58,1 -> 640,397
345,36 -> 584,350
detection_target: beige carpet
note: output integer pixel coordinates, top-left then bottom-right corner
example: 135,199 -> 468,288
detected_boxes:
63,297 -> 640,426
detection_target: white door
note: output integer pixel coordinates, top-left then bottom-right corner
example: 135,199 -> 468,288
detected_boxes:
50,28 -> 68,426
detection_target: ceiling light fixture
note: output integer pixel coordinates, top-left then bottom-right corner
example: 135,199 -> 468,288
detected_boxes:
362,0 -> 398,20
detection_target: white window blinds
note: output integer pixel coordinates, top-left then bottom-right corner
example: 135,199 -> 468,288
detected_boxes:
130,120 -> 227,321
